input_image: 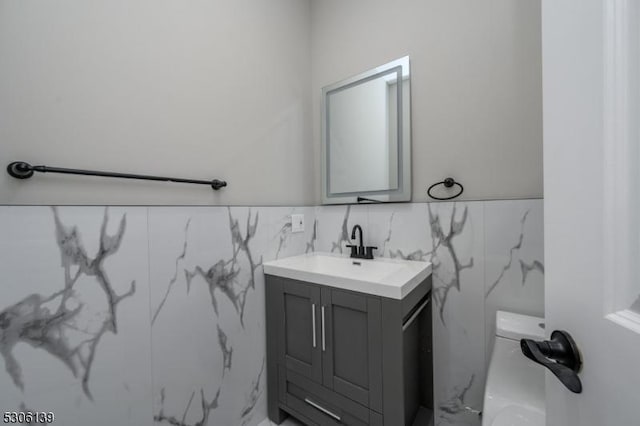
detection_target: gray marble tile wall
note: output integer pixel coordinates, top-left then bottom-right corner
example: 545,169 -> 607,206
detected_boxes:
0,206 -> 314,426
0,200 -> 542,426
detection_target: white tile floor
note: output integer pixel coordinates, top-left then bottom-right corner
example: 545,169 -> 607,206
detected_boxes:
259,416 -> 305,426
262,408 -> 434,426
280,418 -> 305,426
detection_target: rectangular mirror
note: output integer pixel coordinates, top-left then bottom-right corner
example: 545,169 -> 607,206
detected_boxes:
322,56 -> 411,204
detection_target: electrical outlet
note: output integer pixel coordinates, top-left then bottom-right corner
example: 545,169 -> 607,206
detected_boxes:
291,214 -> 304,233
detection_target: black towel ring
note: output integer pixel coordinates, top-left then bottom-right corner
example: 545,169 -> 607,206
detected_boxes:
427,177 -> 464,200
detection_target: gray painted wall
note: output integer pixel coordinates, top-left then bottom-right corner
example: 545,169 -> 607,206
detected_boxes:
1,0 -> 542,205
0,0 -> 314,205
311,0 -> 543,202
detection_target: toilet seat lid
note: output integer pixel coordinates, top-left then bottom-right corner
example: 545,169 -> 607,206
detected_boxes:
491,405 -> 545,426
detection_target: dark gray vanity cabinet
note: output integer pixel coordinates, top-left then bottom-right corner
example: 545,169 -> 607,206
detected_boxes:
266,274 -> 433,426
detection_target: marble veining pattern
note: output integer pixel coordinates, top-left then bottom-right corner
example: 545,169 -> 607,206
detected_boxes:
375,209 -> 432,261
149,207 -> 271,426
520,259 -> 544,285
154,387 -> 222,426
274,219 -> 292,260
368,203 -> 432,262
179,209 -> 261,327
389,248 -> 432,261
266,208 -> 317,260
305,218 -> 318,253
428,204 -> 475,325
217,324 -> 233,376
240,358 -> 266,426
485,211 -> 530,297
331,205 -> 351,253
437,374 -> 479,423
152,218 -> 191,326
0,207 -> 135,400
315,204 -> 367,254
429,203 -> 485,426
378,211 -> 395,254
485,210 -> 544,296
0,206 -> 152,425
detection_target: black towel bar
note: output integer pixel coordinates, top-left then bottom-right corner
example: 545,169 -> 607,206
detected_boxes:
6,161 -> 227,190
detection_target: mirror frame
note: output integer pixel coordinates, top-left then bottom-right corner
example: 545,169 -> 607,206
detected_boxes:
321,56 -> 411,205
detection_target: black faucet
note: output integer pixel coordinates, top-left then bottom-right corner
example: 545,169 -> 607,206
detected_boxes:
346,224 -> 377,260
351,225 -> 364,257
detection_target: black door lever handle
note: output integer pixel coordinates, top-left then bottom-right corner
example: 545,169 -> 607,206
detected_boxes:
520,330 -> 582,394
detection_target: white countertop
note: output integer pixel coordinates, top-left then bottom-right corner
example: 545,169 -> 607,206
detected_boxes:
263,252 -> 432,300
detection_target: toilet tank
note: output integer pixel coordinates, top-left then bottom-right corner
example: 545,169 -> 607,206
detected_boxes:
482,311 -> 546,426
495,310 -> 545,341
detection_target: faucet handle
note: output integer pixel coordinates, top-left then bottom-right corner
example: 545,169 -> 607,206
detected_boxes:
365,246 -> 378,259
345,244 -> 358,258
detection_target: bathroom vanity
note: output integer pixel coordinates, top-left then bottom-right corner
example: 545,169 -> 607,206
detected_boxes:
264,253 -> 433,426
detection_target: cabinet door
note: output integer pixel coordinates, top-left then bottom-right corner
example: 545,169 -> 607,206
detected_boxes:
277,279 -> 322,383
321,288 -> 383,412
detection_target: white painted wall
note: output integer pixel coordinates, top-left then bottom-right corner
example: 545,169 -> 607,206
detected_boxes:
311,0 -> 543,202
0,0 -> 313,205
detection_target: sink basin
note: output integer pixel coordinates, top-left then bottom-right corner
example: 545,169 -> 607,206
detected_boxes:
263,252 -> 432,299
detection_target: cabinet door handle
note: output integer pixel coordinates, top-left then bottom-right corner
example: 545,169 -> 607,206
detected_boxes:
304,398 -> 341,422
321,306 -> 326,352
312,303 -> 316,348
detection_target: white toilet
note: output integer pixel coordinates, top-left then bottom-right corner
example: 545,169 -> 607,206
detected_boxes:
482,311 -> 546,426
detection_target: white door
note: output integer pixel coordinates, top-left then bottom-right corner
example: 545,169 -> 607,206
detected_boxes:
543,0 -> 640,425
